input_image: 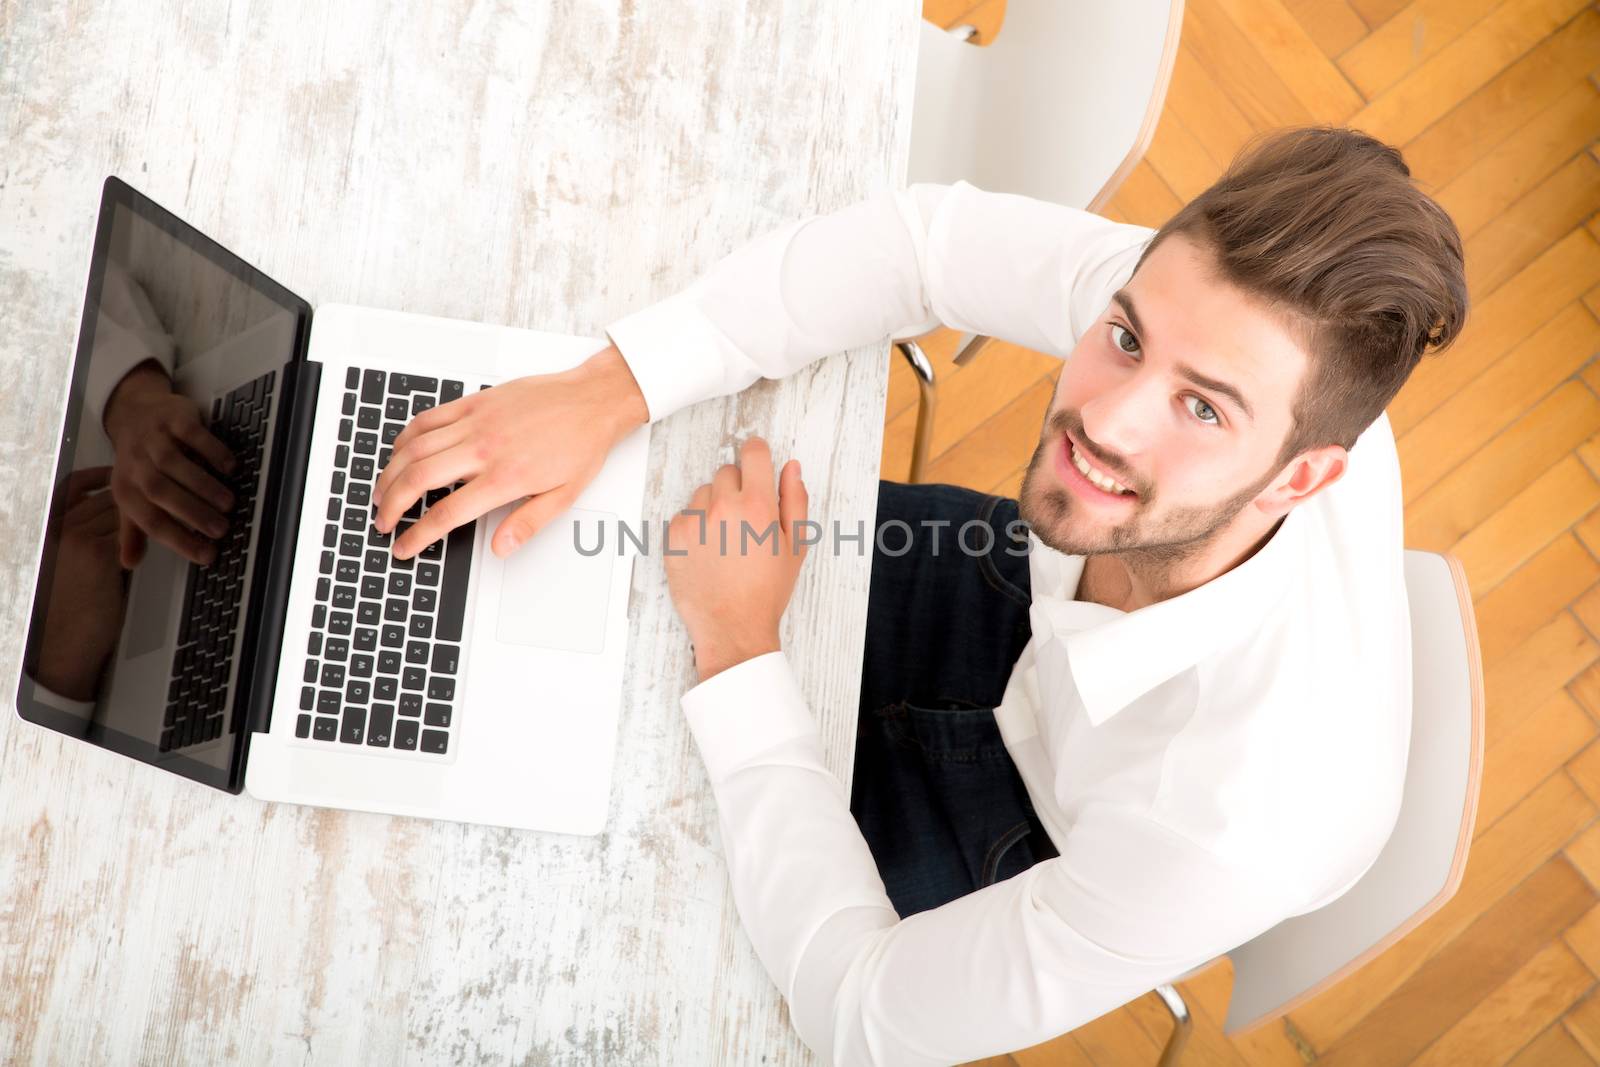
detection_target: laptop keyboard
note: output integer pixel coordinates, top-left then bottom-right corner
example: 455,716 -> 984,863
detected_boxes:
294,367 -> 484,756
161,369 -> 275,753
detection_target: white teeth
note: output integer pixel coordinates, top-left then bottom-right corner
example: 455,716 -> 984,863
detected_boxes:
1071,443 -> 1132,495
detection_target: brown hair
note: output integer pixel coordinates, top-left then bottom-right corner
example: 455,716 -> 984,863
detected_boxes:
1136,126 -> 1468,464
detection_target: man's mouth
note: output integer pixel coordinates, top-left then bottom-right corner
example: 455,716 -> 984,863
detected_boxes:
1055,434 -> 1138,504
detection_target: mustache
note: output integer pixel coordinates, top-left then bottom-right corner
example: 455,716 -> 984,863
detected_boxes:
1047,410 -> 1140,494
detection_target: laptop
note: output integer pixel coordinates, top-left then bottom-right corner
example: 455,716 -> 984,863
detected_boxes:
13,176 -> 649,835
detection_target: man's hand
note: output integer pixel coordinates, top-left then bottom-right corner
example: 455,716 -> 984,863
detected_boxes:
103,361 -> 238,568
372,344 -> 649,560
664,437 -> 809,681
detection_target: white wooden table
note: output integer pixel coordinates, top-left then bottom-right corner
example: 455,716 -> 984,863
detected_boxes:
0,2 -> 915,1061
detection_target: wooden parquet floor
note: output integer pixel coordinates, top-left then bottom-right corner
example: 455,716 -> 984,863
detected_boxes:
888,1 -> 1600,1064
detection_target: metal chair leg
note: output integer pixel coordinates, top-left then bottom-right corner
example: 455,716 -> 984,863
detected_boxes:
896,340 -> 937,483
1154,984 -> 1192,1067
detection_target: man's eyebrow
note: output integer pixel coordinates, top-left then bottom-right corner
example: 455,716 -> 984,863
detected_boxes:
1111,290 -> 1256,423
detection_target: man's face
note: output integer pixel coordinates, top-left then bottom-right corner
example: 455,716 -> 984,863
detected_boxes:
1020,234 -> 1311,561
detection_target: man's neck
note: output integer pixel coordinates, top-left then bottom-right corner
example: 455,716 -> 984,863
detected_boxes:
1075,513 -> 1286,612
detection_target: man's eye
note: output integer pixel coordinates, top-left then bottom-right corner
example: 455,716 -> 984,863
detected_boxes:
1186,395 -> 1220,426
1110,323 -> 1140,354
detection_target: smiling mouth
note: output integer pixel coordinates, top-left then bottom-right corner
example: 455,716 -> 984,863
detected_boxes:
1059,434 -> 1138,500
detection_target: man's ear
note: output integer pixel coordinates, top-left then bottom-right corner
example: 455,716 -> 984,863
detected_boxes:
1258,444 -> 1347,517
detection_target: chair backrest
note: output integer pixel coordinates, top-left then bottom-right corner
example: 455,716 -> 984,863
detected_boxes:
1220,549 -> 1486,1035
907,0 -> 1183,211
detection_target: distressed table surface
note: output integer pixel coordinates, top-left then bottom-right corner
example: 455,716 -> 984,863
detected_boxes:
0,2 -> 914,1062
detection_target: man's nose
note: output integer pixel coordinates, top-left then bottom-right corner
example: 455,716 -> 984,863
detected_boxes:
1079,376 -> 1158,463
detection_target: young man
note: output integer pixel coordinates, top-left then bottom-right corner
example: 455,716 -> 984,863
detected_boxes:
370,127 -> 1467,1063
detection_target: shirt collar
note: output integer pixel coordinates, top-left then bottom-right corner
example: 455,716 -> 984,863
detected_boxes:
1027,507 -> 1302,726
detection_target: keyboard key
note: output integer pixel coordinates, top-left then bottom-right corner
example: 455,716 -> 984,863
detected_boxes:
398,693 -> 423,717
300,686 -> 315,711
320,663 -> 345,688
338,418 -> 353,442
431,643 -> 459,675
342,509 -> 365,532
332,585 -> 357,609
341,707 -> 365,744
329,612 -> 353,636
374,675 -> 398,701
385,598 -> 408,623
345,367 -> 359,389
354,432 -> 377,455
367,704 -> 394,747
336,444 -> 349,469
357,405 -> 381,430
323,524 -> 338,549
385,397 -> 409,420
408,615 -> 432,639
346,680 -> 370,705
424,703 -> 452,728
350,654 -> 374,678
441,379 -> 464,402
337,559 -> 361,583
357,602 -> 381,626
364,550 -> 388,574
381,422 -> 402,445
295,714 -> 312,739
402,667 -> 426,691
436,522 -> 473,640
405,641 -> 429,665
303,659 -> 319,684
427,677 -> 455,701
377,650 -> 402,674
339,534 -> 363,557
312,605 -> 327,628
395,719 -> 419,750
421,730 -> 449,755
419,538 -> 443,562
352,457 -> 375,481
417,562 -> 440,586
317,690 -> 341,716
319,550 -> 335,575
381,625 -> 405,649
361,369 -> 385,404
413,588 -> 437,613
388,572 -> 412,597
411,394 -> 435,415
354,627 -> 377,652
314,716 -> 339,741
379,447 -> 393,469
324,637 -> 350,662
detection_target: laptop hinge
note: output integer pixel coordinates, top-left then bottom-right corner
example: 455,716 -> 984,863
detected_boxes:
237,355 -> 322,750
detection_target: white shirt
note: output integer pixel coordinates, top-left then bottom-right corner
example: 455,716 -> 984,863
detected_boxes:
604,181 -> 1412,1066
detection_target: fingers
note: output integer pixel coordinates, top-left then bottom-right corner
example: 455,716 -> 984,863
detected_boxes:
711,461 -> 740,498
491,484 -> 579,558
82,498 -> 120,537
174,418 -> 237,479
390,471 -> 498,561
118,513 -> 146,570
738,437 -> 775,503
387,394 -> 471,461
145,458 -> 231,539
373,425 -> 472,532
63,483 -> 116,526
779,459 -> 808,546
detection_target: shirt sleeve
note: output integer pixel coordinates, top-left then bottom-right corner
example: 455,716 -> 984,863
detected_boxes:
682,653 -> 1291,1066
605,181 -> 1154,422
84,258 -> 178,434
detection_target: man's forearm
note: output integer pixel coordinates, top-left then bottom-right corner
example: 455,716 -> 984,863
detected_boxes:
102,359 -> 172,440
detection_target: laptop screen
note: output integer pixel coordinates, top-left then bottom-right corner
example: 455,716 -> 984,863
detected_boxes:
16,177 -> 310,791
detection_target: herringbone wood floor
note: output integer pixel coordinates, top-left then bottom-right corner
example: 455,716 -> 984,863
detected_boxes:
887,1 -> 1600,1063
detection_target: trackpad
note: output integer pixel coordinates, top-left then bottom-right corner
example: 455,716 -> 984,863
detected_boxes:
496,507 -> 614,655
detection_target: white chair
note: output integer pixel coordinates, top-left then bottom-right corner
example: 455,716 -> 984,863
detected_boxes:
1152,549 -> 1486,1065
896,0 -> 1184,482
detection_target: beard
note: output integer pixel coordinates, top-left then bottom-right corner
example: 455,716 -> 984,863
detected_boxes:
1018,408 -> 1282,567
